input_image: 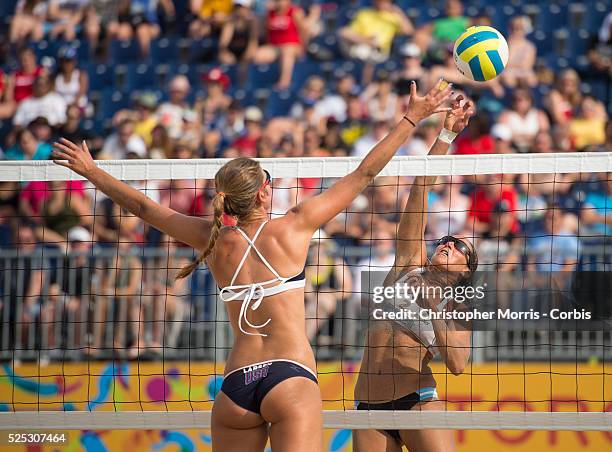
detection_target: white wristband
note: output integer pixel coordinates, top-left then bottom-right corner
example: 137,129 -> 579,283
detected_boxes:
438,128 -> 457,144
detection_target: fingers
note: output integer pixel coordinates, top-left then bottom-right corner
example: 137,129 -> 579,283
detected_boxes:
53,141 -> 77,156
82,140 -> 91,154
58,137 -> 80,152
410,80 -> 417,98
433,108 -> 452,113
51,151 -> 72,161
52,159 -> 71,168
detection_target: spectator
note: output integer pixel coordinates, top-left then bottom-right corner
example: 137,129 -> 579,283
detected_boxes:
290,75 -> 325,125
428,175 -> 470,239
338,94 -> 367,149
569,96 -> 608,150
9,0 -> 48,45
403,116 -> 441,155
498,88 -> 550,152
530,130 -> 554,153
148,124 -> 172,159
313,74 -> 356,126
157,75 -> 193,140
527,209 -> 580,272
108,0 -> 175,58
4,127 -> 52,160
339,0 -> 412,84
56,104 -> 93,145
586,119 -> 612,152
501,16 -> 538,88
396,42 -> 426,94
581,173 -> 612,236
10,47 -> 46,104
47,0 -> 95,42
41,180 -> 91,236
361,71 -> 398,123
545,69 -> 583,126
0,68 -> 16,119
304,231 -> 352,342
231,106 -> 263,157
587,12 -> 612,78
189,0 -> 233,39
469,174 -> 519,234
46,226 -> 95,354
351,119 -> 390,157
254,0 -> 319,90
217,100 -> 246,146
28,116 -> 53,144
197,68 -> 232,127
13,75 -> 67,127
454,115 -> 495,155
414,0 -> 470,59
218,0 -> 259,71
126,92 -> 159,147
93,197 -> 141,246
100,119 -> 148,159
477,200 -> 522,271
54,45 -> 89,109
490,123 -> 514,154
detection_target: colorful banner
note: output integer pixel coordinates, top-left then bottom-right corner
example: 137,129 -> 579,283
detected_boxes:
1,361 -> 611,451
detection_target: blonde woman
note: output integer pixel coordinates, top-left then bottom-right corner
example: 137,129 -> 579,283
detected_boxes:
52,81 -> 452,452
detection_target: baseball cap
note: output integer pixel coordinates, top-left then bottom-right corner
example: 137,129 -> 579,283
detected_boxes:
58,45 -> 77,60
234,0 -> 253,6
399,42 -> 421,58
491,123 -> 513,142
202,67 -> 230,91
135,92 -> 158,109
68,226 -> 91,242
244,106 -> 263,122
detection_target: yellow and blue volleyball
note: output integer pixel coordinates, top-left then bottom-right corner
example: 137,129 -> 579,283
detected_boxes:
453,26 -> 509,82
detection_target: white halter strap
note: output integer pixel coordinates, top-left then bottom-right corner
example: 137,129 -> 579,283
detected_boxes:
218,221 -> 304,337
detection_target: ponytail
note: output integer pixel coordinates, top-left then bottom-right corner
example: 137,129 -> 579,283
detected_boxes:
175,193 -> 225,279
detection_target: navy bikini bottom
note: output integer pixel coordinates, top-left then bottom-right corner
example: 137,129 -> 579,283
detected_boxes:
356,387 -> 438,444
221,359 -> 318,414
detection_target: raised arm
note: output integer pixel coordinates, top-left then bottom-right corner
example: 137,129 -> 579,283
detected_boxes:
289,82 -> 453,234
393,97 -> 474,271
51,139 -> 212,251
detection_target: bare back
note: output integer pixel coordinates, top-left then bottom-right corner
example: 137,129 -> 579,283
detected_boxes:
206,215 -> 316,375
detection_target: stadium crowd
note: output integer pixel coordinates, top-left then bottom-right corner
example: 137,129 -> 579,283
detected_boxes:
0,0 -> 611,360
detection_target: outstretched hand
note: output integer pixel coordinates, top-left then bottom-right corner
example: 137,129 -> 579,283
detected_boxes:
444,95 -> 475,133
51,138 -> 96,178
404,80 -> 453,123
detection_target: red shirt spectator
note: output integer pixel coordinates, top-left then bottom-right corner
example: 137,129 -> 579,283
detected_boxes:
453,116 -> 495,155
12,47 -> 44,103
268,3 -> 302,45
469,178 -> 519,233
19,180 -> 86,215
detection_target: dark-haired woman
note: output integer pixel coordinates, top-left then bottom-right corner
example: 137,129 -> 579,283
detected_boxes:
52,82 -> 452,452
354,97 -> 478,452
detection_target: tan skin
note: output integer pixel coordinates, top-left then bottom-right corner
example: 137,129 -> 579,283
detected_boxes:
52,82 -> 452,452
354,97 -> 475,452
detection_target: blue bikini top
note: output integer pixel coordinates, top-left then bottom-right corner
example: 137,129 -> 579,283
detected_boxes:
218,221 -> 305,337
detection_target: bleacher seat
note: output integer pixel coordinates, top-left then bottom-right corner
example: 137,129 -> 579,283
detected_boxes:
290,60 -> 321,91
97,90 -> 130,121
0,0 -> 18,17
586,0 -> 608,30
265,90 -> 295,119
247,63 -> 280,89
109,40 -> 140,65
188,38 -> 217,63
87,63 -> 113,91
126,64 -> 156,91
151,38 -> 179,64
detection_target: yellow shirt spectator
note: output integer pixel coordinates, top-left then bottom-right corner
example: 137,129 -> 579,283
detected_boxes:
349,9 -> 402,55
195,0 -> 233,19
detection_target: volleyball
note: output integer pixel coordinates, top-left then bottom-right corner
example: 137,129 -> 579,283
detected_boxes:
453,25 -> 509,82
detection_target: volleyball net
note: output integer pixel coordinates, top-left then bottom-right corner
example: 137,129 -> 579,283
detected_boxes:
0,153 -> 611,432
